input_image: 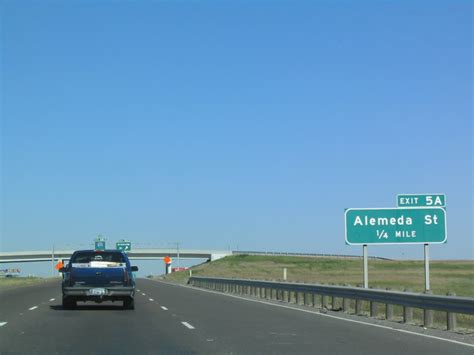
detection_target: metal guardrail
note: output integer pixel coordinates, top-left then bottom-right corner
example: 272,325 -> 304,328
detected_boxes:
232,250 -> 393,261
189,276 -> 474,331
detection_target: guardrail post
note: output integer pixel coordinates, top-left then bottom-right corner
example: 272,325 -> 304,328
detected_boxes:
403,288 -> 413,324
370,301 -> 378,318
423,291 -> 433,328
342,285 -> 350,312
342,297 -> 350,313
322,294 -> 329,309
312,293 -> 318,308
385,288 -> 393,320
355,299 -> 363,315
447,292 -> 457,331
296,291 -> 302,305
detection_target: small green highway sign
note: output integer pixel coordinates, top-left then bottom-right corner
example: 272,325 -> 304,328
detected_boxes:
94,235 -> 106,250
397,194 -> 445,208
116,241 -> 132,252
95,240 -> 106,250
345,207 -> 447,245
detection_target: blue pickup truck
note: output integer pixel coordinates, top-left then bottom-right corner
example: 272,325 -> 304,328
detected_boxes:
60,250 -> 138,310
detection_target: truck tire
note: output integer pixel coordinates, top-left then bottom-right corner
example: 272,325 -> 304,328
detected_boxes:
123,297 -> 135,310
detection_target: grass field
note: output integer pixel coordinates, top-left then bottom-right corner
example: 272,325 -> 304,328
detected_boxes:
0,277 -> 56,290
163,255 -> 474,297
162,255 -> 474,331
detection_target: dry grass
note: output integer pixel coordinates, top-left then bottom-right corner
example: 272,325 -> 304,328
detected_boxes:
0,277 -> 57,290
166,256 -> 473,296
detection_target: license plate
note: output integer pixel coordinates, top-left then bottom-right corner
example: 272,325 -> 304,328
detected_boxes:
89,288 -> 107,296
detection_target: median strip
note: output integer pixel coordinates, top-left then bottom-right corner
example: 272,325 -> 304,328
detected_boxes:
181,322 -> 195,330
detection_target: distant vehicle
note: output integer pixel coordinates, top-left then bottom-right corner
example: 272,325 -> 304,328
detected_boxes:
60,250 -> 139,310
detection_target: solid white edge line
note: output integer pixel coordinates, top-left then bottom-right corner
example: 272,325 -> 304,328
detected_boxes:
181,321 -> 195,329
0,322 -> 7,327
161,306 -> 168,310
148,279 -> 474,348
28,306 -> 38,311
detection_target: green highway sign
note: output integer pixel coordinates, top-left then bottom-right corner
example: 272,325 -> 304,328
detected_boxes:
397,194 -> 446,208
345,207 -> 447,245
116,241 -> 132,252
95,240 -> 106,250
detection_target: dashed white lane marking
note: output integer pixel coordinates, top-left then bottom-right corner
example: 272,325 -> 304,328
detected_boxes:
181,322 -> 195,330
142,293 -> 146,296
137,289 -> 140,292
49,298 -> 55,302
28,306 -> 38,311
0,322 -> 7,327
160,306 -> 168,311
149,298 -> 154,302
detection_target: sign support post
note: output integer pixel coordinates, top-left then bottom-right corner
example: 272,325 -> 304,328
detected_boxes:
363,244 -> 368,288
424,243 -> 430,291
51,245 -> 55,277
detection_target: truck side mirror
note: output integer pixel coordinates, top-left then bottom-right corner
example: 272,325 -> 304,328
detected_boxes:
131,266 -> 138,272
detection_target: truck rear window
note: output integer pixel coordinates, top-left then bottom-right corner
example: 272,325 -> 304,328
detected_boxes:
70,252 -> 126,268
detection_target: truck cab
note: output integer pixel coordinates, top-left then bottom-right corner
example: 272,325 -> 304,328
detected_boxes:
61,250 -> 138,310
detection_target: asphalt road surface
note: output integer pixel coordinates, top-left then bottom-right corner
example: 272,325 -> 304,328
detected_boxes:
1,279 -> 473,354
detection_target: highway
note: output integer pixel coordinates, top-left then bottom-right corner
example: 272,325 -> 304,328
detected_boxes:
1,279 -> 473,354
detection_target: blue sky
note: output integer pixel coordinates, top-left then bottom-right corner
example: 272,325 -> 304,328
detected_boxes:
1,1 -> 472,275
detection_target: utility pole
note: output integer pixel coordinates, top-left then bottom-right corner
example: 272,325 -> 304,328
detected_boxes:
176,242 -> 180,269
51,245 -> 55,277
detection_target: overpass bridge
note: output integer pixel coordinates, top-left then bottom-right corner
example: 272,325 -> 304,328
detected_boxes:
0,249 -> 233,263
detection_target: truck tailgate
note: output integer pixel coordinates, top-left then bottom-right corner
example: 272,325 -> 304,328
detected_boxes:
71,267 -> 125,286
